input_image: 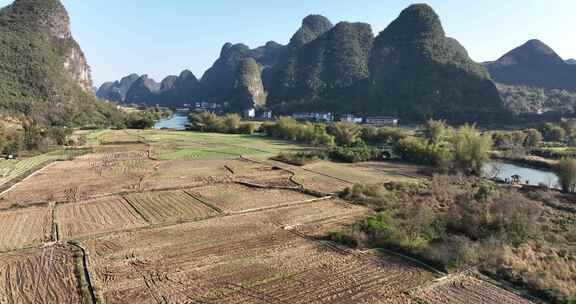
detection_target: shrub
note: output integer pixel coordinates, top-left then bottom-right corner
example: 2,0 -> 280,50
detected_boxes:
450,125 -> 492,176
524,128 -> 543,147
263,117 -> 335,146
272,151 -> 327,166
326,122 -> 362,146
423,119 -> 450,144
555,158 -> 576,193
329,145 -> 384,163
326,231 -> 359,248
223,114 -> 242,133
361,126 -> 408,145
238,122 -> 260,134
394,137 -> 452,173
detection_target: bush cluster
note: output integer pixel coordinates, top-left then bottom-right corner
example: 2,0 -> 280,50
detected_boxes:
187,112 -> 260,135
261,117 -> 334,146
328,145 -> 385,163
395,123 -> 492,176
272,151 -> 327,166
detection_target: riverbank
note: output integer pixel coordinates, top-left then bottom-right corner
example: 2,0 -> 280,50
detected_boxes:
490,151 -> 557,171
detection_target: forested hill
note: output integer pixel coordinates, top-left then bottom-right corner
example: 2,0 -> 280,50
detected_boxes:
0,0 -> 122,127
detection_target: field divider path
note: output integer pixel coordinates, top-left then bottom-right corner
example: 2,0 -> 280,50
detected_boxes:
50,202 -> 59,242
230,196 -> 334,215
69,241 -> 101,304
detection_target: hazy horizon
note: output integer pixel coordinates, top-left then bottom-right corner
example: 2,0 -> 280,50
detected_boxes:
1,0 -> 574,86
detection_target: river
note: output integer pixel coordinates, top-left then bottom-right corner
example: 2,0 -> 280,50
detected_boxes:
154,112 -> 189,130
484,161 -> 559,189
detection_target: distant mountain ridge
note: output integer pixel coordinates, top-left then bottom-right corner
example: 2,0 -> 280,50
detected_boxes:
98,4 -> 507,123
484,39 -> 576,90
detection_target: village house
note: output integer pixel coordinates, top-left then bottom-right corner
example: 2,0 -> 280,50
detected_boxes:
292,112 -> 334,123
364,116 -> 399,126
340,114 -> 363,124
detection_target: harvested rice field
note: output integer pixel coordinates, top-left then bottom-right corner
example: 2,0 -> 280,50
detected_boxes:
411,273 -> 534,304
0,246 -> 89,303
83,204 -> 435,304
0,207 -> 52,252
190,183 -> 316,212
124,190 -> 220,223
56,196 -> 148,239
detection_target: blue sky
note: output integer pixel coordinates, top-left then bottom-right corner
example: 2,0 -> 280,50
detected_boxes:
1,1 -> 574,86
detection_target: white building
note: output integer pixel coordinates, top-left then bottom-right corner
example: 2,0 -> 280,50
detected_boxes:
244,108 -> 256,119
364,116 -> 399,126
292,112 -> 334,123
261,110 -> 273,120
340,114 -> 363,124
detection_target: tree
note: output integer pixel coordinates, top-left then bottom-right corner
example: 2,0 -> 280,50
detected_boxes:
555,158 -> 576,193
188,111 -> 224,132
423,119 -> 449,144
327,123 -> 362,146
524,129 -> 543,147
223,114 -> 241,133
125,113 -> 155,129
4,130 -> 22,155
450,125 -> 492,176
23,121 -> 46,151
541,123 -> 566,142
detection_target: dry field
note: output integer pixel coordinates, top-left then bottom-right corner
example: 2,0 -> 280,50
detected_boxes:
124,190 -> 220,223
190,183 -> 315,212
142,159 -> 233,190
0,152 -> 62,190
0,154 -> 158,209
0,207 -> 52,252
302,161 -> 422,185
412,273 -> 534,304
56,196 -> 148,240
83,200 -> 435,304
0,246 -> 88,304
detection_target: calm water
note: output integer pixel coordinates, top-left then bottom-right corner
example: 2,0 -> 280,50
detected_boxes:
154,112 -> 189,130
484,161 -> 559,188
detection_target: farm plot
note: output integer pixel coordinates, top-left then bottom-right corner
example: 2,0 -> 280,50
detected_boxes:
257,199 -> 368,234
302,161 -> 422,185
0,245 -> 89,304
0,151 -> 62,189
57,196 -> 148,240
0,207 -> 52,252
0,157 -> 156,209
99,129 -> 145,144
142,159 -> 233,190
227,160 -> 300,188
83,204 -> 434,304
412,272 -> 534,304
190,183 -> 315,212
293,171 -> 352,194
124,190 -> 219,224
